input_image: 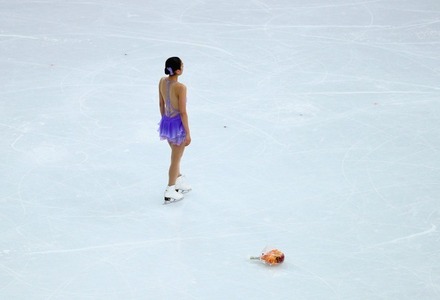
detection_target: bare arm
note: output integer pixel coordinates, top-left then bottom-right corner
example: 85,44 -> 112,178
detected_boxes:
158,78 -> 165,116
178,84 -> 191,146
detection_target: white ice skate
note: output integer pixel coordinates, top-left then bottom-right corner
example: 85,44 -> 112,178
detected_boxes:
164,185 -> 184,204
175,175 -> 192,194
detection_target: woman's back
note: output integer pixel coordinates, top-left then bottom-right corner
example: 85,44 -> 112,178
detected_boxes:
159,77 -> 182,117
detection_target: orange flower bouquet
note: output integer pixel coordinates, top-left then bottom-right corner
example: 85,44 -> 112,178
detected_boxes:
250,247 -> 285,266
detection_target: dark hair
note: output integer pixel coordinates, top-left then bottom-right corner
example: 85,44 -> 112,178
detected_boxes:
164,57 -> 182,75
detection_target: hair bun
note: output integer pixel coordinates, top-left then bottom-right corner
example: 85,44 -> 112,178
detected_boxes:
164,57 -> 181,75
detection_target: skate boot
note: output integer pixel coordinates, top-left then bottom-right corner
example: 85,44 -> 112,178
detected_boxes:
175,175 -> 192,193
164,185 -> 183,204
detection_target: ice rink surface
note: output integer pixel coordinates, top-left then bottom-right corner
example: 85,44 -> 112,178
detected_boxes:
1,0 -> 440,299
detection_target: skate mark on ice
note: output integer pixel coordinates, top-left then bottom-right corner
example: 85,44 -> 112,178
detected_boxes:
368,224 -> 437,248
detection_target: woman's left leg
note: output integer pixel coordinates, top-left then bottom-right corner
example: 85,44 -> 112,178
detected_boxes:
168,142 -> 186,186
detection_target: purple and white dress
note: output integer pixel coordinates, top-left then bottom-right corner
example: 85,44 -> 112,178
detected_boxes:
158,79 -> 186,145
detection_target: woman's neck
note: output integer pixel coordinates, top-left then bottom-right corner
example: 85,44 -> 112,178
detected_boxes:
168,75 -> 178,82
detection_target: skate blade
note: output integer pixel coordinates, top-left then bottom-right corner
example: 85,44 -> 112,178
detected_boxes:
163,196 -> 184,205
176,188 -> 192,194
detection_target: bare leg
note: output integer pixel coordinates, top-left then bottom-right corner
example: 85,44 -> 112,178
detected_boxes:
168,142 -> 186,186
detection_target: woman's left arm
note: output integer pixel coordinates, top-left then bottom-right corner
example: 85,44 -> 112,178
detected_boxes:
178,84 -> 191,146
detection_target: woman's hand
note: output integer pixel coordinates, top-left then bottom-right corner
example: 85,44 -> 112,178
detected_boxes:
185,134 -> 191,146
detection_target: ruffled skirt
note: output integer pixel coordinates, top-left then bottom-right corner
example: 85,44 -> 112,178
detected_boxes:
158,114 -> 186,146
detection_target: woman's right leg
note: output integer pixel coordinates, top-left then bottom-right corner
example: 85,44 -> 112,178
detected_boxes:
168,142 -> 186,186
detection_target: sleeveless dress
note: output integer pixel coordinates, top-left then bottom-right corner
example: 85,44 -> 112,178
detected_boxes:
158,79 -> 186,145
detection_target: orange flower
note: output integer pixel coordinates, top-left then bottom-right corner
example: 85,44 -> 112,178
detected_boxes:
261,249 -> 285,265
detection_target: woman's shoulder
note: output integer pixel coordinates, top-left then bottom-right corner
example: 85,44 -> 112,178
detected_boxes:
159,77 -> 186,91
175,81 -> 186,89
159,77 -> 166,86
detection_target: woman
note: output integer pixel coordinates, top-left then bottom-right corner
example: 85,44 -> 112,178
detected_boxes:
158,57 -> 192,203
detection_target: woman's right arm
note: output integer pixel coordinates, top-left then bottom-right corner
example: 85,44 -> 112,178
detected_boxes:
158,78 -> 165,116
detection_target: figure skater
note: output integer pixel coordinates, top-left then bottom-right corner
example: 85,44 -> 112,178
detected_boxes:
158,57 -> 192,203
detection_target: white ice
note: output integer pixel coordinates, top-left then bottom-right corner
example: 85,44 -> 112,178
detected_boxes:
1,0 -> 440,299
